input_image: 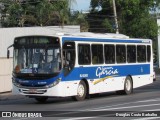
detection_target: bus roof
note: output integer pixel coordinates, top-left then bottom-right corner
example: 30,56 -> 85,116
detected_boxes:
14,32 -> 151,43
57,32 -> 130,39
56,32 -> 151,43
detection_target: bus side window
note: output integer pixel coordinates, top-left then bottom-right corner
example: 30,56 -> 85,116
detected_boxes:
127,45 -> 136,63
91,44 -> 104,64
137,45 -> 146,63
104,44 -> 115,64
116,45 -> 126,63
78,44 -> 91,65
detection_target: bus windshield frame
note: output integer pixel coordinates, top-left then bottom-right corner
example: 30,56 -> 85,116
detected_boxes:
13,36 -> 61,79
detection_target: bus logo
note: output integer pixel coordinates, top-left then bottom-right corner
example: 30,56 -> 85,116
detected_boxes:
96,66 -> 118,78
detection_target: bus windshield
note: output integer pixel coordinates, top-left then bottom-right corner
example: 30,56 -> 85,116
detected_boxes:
13,36 -> 61,75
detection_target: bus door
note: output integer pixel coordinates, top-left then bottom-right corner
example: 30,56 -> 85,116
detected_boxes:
62,42 -> 75,76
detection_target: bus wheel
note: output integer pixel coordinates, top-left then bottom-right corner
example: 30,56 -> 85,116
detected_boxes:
73,81 -> 87,101
124,76 -> 133,95
35,97 -> 48,103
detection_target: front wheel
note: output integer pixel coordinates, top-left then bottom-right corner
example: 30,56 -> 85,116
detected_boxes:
72,81 -> 87,101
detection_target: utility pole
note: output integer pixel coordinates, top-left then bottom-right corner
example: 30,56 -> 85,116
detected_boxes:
112,0 -> 119,34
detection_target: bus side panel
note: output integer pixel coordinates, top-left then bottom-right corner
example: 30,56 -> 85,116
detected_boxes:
88,76 -> 125,94
64,64 -> 151,95
132,75 -> 153,88
64,81 -> 79,96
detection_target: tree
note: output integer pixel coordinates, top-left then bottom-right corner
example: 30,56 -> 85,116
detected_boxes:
0,0 -> 73,27
35,0 -> 54,26
56,1 -> 70,27
88,0 -> 159,40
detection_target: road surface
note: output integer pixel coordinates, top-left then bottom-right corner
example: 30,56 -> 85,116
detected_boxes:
0,76 -> 160,120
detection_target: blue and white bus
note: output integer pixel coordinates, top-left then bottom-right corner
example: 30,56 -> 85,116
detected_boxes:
7,32 -> 154,102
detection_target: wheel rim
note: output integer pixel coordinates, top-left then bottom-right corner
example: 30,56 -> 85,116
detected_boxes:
126,79 -> 131,91
77,84 -> 85,97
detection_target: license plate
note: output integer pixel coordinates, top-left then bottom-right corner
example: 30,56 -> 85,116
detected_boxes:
28,89 -> 37,93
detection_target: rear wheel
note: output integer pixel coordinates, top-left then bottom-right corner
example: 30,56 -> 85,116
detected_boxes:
116,76 -> 133,95
72,81 -> 87,101
35,97 -> 48,103
124,76 -> 133,95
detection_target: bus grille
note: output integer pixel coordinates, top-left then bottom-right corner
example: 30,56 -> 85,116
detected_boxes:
19,88 -> 47,94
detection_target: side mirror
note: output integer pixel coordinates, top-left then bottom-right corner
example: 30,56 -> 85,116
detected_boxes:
7,44 -> 13,59
7,50 -> 10,59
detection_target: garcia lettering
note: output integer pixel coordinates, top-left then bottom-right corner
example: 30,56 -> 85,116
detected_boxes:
96,67 -> 118,78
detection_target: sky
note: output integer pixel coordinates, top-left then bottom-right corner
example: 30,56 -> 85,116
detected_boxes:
72,0 -> 91,12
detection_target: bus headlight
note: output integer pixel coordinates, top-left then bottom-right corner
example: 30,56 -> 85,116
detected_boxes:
12,78 -> 20,87
46,78 -> 61,88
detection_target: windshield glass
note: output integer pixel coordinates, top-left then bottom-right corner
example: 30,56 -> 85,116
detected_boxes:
13,36 -> 61,74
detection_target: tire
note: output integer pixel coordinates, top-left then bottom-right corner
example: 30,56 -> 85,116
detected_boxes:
35,97 -> 48,103
116,76 -> 133,95
72,81 -> 87,101
124,76 -> 133,95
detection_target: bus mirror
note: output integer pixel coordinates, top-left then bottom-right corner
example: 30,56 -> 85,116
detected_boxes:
7,50 -> 10,59
7,44 -> 13,59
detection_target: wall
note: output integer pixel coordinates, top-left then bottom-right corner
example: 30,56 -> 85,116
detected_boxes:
0,58 -> 12,92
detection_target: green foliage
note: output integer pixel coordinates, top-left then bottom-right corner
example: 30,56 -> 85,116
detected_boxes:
0,0 -> 72,27
0,0 -> 89,31
89,0 -> 159,40
102,19 -> 114,32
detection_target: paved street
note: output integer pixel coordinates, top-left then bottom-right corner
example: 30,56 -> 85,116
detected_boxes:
0,75 -> 160,120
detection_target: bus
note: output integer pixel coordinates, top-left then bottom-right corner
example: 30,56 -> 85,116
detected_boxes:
7,32 -> 154,102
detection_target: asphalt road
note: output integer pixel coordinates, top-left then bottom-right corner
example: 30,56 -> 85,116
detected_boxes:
0,76 -> 160,120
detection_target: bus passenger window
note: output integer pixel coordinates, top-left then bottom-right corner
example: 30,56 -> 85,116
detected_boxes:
104,45 -> 115,64
137,45 -> 146,63
127,45 -> 136,63
78,44 -> 91,65
116,45 -> 126,63
91,44 -> 104,64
